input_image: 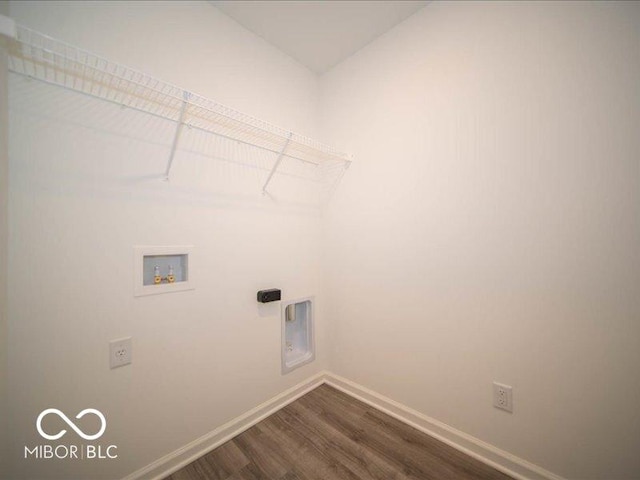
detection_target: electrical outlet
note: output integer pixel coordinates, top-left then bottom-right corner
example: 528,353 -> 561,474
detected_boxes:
493,382 -> 513,413
109,337 -> 132,369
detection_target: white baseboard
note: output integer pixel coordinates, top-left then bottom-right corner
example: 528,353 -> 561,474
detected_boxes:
124,370 -> 563,480
122,371 -> 328,480
324,373 -> 564,480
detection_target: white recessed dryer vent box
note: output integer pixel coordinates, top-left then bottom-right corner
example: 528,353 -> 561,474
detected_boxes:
134,246 -> 194,297
281,297 -> 315,374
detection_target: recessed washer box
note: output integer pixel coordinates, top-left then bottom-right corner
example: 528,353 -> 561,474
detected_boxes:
134,246 -> 194,297
281,297 -> 315,374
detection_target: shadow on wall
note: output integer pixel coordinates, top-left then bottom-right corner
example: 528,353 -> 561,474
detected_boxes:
9,75 -> 340,214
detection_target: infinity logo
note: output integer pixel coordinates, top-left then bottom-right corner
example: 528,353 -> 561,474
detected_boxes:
36,409 -> 106,441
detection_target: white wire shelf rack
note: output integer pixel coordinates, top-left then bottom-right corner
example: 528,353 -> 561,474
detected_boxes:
6,23 -> 352,198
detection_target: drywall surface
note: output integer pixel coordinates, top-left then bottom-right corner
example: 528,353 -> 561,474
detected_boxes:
9,0 -> 318,135
7,2 -> 324,479
0,2 -> 10,478
320,2 -> 640,479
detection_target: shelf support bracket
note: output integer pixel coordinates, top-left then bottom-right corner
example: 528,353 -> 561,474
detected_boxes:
164,91 -> 191,181
262,132 -> 293,195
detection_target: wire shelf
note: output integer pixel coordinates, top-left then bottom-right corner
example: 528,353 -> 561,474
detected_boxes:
7,24 -> 352,200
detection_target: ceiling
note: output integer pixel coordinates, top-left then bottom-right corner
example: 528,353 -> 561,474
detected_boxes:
210,1 -> 428,74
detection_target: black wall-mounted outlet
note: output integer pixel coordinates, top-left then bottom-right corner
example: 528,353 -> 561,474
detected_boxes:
257,289 -> 281,303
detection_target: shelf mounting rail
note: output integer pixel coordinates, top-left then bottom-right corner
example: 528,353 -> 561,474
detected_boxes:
2,16 -> 353,197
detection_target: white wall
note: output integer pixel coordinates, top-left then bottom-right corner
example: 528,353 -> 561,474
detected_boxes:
0,2 -> 11,478
7,2 -> 640,479
320,2 -> 640,479
7,2 -> 324,479
9,0 -> 318,134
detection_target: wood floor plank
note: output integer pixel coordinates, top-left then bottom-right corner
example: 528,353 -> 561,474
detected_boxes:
164,384 -> 513,480
166,438 -> 250,480
268,408 -> 382,480
309,385 -> 508,480
254,419 -> 335,480
295,395 -> 446,479
265,410 -> 369,480
233,426 -> 291,479
279,472 -> 304,480
296,385 -> 369,420
277,401 -> 406,480
357,409 -> 502,480
226,462 -> 265,480
363,408 -> 506,480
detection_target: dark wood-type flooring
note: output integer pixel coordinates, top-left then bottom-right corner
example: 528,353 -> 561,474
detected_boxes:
165,384 -> 512,480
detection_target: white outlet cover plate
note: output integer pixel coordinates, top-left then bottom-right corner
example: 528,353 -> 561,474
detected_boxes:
109,337 -> 132,369
493,382 -> 513,413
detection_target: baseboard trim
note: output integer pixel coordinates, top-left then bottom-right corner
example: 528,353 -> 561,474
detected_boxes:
124,370 -> 563,480
324,373 -> 564,480
122,371 -> 328,480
